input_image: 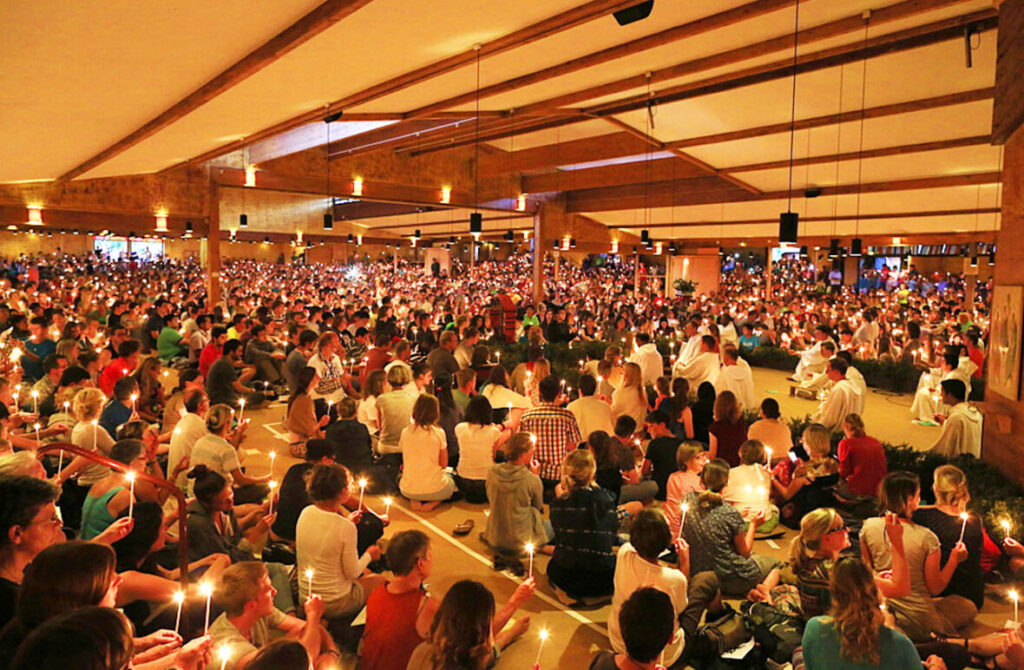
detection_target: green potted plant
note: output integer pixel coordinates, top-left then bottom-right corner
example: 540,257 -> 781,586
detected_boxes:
673,278 -> 698,296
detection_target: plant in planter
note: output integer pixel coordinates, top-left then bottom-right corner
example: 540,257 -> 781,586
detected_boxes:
673,278 -> 698,296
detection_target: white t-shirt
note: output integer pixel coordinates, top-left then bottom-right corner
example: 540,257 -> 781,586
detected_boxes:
454,423 -> 501,481
190,434 -> 241,485
168,412 -> 207,489
567,395 -> 614,440
607,543 -> 688,660
71,420 -> 116,486
356,395 -> 379,434
295,505 -> 371,606
723,464 -> 772,518
398,425 -> 448,496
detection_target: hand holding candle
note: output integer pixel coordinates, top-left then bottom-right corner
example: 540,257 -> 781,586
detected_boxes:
237,397 -> 245,422
200,581 -> 214,634
1003,519 -> 1013,542
268,480 -> 277,515
172,590 -> 185,636
534,628 -> 549,667
305,568 -> 315,597
1012,588 -> 1020,625
217,644 -> 232,670
678,502 -> 690,540
383,496 -> 393,516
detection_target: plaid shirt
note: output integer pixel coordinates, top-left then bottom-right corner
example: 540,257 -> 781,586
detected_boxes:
521,402 -> 582,481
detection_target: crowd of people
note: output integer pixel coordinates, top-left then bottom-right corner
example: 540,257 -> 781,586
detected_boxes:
0,248 -> 1011,670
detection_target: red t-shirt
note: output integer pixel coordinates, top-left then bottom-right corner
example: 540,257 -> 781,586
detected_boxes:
198,342 -> 222,377
837,436 -> 888,497
98,357 -> 133,396
360,585 -> 427,670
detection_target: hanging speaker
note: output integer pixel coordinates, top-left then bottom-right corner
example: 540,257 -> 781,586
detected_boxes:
641,229 -> 650,243
612,1 -> 654,26
799,245 -> 808,257
553,240 -> 560,250
323,213 -> 333,230
668,241 -> 677,254
347,233 -> 354,243
828,238 -> 840,258
470,212 -> 482,234
413,229 -> 421,240
850,238 -> 863,257
570,238 -> 576,249
239,213 -> 248,228
505,230 -> 514,242
778,212 -> 798,244
185,221 -> 194,234
970,255 -> 978,268
449,235 -> 456,244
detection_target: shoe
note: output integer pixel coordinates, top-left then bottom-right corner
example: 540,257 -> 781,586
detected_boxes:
452,519 -> 475,536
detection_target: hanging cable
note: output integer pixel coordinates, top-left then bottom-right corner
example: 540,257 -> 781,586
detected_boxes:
785,0 -> 801,215
852,16 -> 870,246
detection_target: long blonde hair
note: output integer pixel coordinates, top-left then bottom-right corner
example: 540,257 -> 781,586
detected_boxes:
933,464 -> 970,511
713,391 -> 740,423
789,508 -> 841,573
621,362 -> 646,407
829,558 -> 884,665
802,423 -> 831,458
559,449 -> 596,496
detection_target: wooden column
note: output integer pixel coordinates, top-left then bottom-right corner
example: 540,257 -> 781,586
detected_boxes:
532,208 -> 543,306
633,248 -> 640,299
206,178 -> 222,307
765,248 -> 773,300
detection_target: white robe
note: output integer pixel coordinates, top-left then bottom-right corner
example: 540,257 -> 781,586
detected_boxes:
715,359 -> 756,411
812,378 -> 863,432
629,342 -> 664,388
911,366 -> 970,423
672,351 -> 720,389
677,335 -> 702,367
794,339 -> 833,379
930,402 -> 982,458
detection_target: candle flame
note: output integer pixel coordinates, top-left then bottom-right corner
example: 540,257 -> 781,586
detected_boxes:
199,581 -> 213,597
173,590 -> 186,604
525,542 -> 535,555
539,628 -> 549,642
681,502 -> 690,512
1002,519 -> 1012,531
1011,589 -> 1020,602
125,470 -> 136,482
359,478 -> 368,489
269,480 -> 278,489
304,568 -> 315,580
218,645 -> 232,662
960,512 -> 969,521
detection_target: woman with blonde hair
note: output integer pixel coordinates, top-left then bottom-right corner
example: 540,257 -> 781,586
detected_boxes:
801,558 -> 931,669
773,424 -> 839,528
912,464 -> 985,609
56,388 -> 116,496
708,390 -> 747,467
610,362 -> 647,426
131,356 -> 165,424
399,394 -> 456,512
547,449 -> 619,602
525,358 -> 551,406
190,403 -> 270,504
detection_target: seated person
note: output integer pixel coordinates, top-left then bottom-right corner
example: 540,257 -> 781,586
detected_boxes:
484,433 -> 552,567
590,588 -> 677,670
398,395 -> 457,512
360,530 -> 439,670
772,425 -> 839,528
209,561 -> 339,669
607,509 -> 722,667
810,358 -> 862,432
929,379 -> 982,458
100,375 -> 139,438
665,441 -> 706,538
454,395 -> 513,504
911,350 -> 966,424
324,397 -> 374,479
747,397 -> 793,457
191,404 -> 269,505
723,439 -> 778,531
612,416 -> 658,504
681,458 -> 781,598
836,413 -> 887,501
641,411 -> 681,501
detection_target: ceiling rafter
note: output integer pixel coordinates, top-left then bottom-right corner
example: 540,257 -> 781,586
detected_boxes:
620,207 -> 1001,230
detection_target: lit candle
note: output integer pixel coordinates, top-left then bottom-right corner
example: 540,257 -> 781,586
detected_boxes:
200,581 -> 214,634
31,389 -> 38,415
1002,519 -> 1013,542
383,496 -> 393,516
126,470 -> 136,520
525,542 -> 535,578
237,397 -> 245,422
130,392 -> 138,414
678,502 -> 690,540
33,422 -> 40,444
957,511 -> 969,544
1012,589 -> 1020,624
534,628 -> 549,667
218,644 -> 231,670
358,477 -> 368,509
172,590 -> 185,636
765,445 -> 773,467
92,418 -> 99,450
496,351 -> 501,365
269,450 -> 276,477
305,568 -> 314,597
268,480 -> 277,515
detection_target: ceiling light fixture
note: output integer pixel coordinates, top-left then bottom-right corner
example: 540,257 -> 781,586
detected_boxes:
779,0 -> 801,245
440,186 -> 451,204
612,1 -> 653,26
26,205 -> 43,226
155,209 -> 168,232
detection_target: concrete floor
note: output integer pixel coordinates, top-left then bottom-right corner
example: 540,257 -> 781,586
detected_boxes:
233,367 -> 1011,669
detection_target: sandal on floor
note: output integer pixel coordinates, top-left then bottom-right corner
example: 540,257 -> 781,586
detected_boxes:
453,519 -> 475,536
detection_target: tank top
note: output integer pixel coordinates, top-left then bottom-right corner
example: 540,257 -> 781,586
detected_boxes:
80,486 -> 124,540
360,584 -> 427,670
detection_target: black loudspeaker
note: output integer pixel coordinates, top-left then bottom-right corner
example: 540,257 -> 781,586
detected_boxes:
779,212 -> 799,244
347,233 -> 354,243
239,213 -> 248,228
799,245 -> 808,257
804,187 -> 822,198
613,1 -> 653,25
323,214 -> 333,230
449,236 -> 456,244
470,212 -> 482,234
850,238 -> 863,256
641,229 -> 650,243
505,230 -> 514,242
828,238 -> 840,258
570,238 -> 576,248
413,229 -> 421,240
185,221 -> 193,234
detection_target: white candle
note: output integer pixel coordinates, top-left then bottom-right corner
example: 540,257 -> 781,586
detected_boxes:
126,470 -> 136,520
269,451 -> 276,477
358,477 -> 368,509
31,389 -> 38,415
305,568 -> 314,597
92,419 -> 99,450
765,446 -> 772,467
525,542 -> 535,578
1002,519 -> 1013,542
268,480 -> 277,515
383,496 -> 393,516
200,581 -> 214,634
534,628 -> 549,667
130,392 -> 138,413
1012,589 -> 1019,623
958,512 -> 969,544
678,502 -> 690,540
217,644 -> 231,670
237,397 -> 245,422
172,590 -> 185,636
33,422 -> 40,444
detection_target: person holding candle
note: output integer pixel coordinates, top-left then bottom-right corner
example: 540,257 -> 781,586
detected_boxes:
190,404 -> 268,505
723,439 -> 779,532
98,339 -> 142,398
0,475 -> 62,628
206,340 -> 264,416
20,354 -> 67,419
606,509 -> 724,667
398,394 -> 457,512
207,561 -> 339,670
484,432 -> 553,572
283,367 -> 329,459
98,375 -> 139,440
860,471 -> 974,641
454,395 -> 514,504
324,397 -> 376,483
405,579 -> 534,670
295,463 -> 384,624
78,439 -> 152,540
912,465 -> 985,610
771,425 -> 840,529
131,357 -> 166,424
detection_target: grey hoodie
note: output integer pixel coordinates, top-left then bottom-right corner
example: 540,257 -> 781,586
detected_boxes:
484,462 -> 548,552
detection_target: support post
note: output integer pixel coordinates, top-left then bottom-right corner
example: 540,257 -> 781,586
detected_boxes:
532,209 -> 543,306
633,248 -> 640,299
206,177 -> 222,307
765,247 -> 773,300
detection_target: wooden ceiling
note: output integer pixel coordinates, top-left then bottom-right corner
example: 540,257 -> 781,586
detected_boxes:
0,0 -> 1004,244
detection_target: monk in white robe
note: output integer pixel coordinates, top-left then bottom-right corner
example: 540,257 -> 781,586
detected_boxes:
791,327 -> 835,380
716,348 -> 756,411
811,359 -> 863,432
673,335 -> 719,389
930,380 -> 981,458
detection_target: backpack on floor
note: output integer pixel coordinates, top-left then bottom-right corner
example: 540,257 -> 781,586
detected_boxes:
741,601 -> 804,664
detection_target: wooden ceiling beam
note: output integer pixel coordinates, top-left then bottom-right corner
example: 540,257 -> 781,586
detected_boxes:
514,0 -> 972,116
480,131 -> 650,177
566,171 -> 1002,211
403,0 -> 797,120
522,157 -> 707,193
58,0 -> 375,181
618,207 -> 1001,230
159,0 -> 638,172
586,10 -> 998,117
369,214 -> 535,231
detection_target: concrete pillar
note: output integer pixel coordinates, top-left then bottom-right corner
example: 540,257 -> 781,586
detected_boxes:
765,248 -> 773,300
206,178 -> 222,307
532,209 -> 543,306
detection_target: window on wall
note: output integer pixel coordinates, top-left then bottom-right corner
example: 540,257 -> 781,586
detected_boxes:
93,236 -> 164,260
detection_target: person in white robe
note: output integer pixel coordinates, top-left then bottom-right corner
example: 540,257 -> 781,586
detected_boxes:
790,327 -> 834,381
676,320 -> 702,368
910,350 -> 970,423
811,358 -> 863,432
853,310 -> 880,349
628,332 -> 664,388
672,335 -> 720,389
796,342 -> 838,393
930,379 -> 981,458
715,347 -> 756,411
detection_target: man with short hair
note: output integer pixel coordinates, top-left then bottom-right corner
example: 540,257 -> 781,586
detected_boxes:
0,475 -> 63,628
629,332 -> 663,388
156,313 -> 186,362
641,412 -> 682,501
100,376 -> 138,438
209,561 -> 338,670
592,587 -> 678,670
188,314 -> 212,362
21,317 -> 56,382
790,325 -> 834,381
672,335 -> 719,388
167,388 -> 209,489
23,354 -> 68,417
715,346 -> 756,411
452,368 -> 477,412
520,375 -> 581,497
567,374 -> 614,440
207,340 -> 260,409
199,326 -> 229,377
453,327 -> 479,369
285,329 -> 318,394
930,379 -> 982,458
98,339 -> 141,397
612,416 -> 658,504
811,358 -> 862,432
143,299 -> 169,353
427,330 -> 460,380
244,324 -> 286,387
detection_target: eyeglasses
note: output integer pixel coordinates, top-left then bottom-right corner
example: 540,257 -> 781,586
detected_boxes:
27,514 -> 63,528
826,524 -> 849,535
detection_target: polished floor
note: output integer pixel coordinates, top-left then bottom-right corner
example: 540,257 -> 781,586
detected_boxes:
235,366 -> 1010,669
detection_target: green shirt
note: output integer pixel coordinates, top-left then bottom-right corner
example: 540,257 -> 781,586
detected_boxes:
157,326 -> 184,361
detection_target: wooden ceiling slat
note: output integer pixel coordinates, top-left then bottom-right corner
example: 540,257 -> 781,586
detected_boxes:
623,207 -> 1002,230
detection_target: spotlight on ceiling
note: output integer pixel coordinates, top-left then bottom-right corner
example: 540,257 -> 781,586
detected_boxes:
613,0 -> 653,26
